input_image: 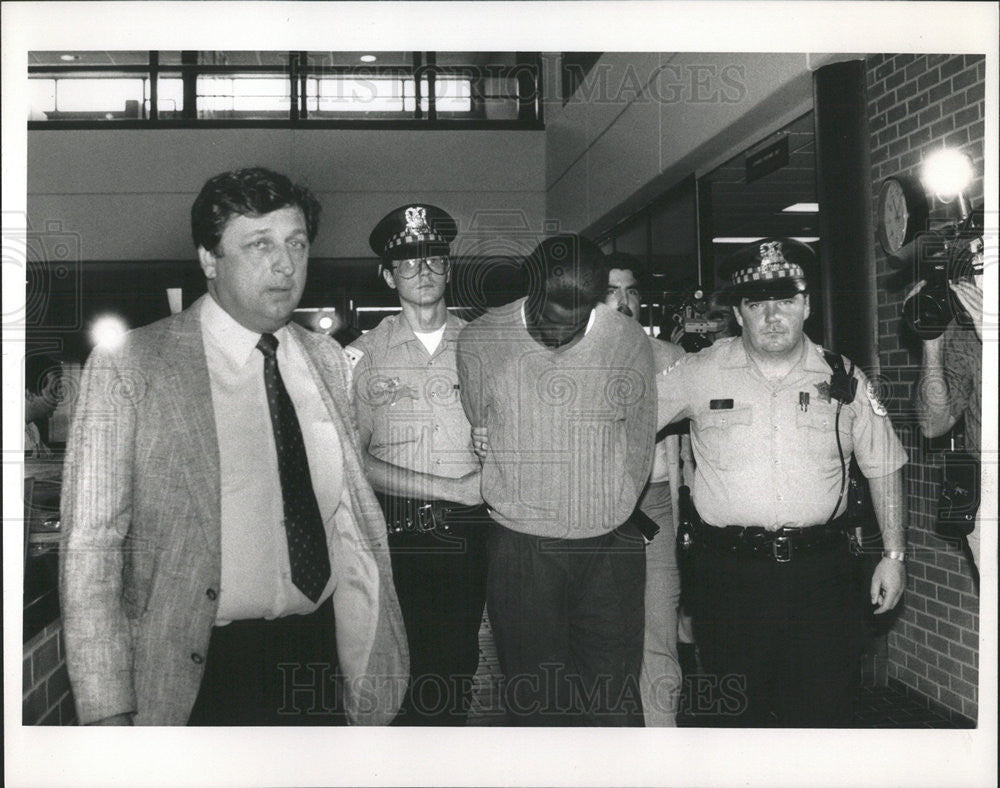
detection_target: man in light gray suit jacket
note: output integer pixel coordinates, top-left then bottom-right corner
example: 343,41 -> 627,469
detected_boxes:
60,168 -> 408,726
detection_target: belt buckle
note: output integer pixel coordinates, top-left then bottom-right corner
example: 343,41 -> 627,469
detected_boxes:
772,534 -> 792,562
417,503 -> 436,532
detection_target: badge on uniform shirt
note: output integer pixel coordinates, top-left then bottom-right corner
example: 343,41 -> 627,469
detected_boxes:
371,376 -> 419,406
814,380 -> 832,403
344,346 -> 364,368
865,380 -> 888,416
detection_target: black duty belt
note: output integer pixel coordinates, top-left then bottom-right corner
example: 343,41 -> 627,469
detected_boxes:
375,492 -> 483,536
694,514 -> 851,563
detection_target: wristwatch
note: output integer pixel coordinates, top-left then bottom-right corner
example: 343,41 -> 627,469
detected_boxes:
882,550 -> 907,563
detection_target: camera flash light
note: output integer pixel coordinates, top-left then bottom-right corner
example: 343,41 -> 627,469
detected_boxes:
90,315 -> 128,349
921,148 -> 974,200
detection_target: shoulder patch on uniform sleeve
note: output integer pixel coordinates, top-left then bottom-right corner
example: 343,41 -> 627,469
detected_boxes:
344,345 -> 364,368
663,357 -> 684,375
865,380 -> 888,417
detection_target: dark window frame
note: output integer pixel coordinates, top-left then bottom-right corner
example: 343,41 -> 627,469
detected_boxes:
28,51 -> 544,130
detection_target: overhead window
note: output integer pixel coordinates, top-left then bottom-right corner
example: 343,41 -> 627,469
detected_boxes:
197,75 -> 291,117
29,76 -> 185,120
308,77 -> 406,114
403,78 -> 473,113
28,51 -> 542,128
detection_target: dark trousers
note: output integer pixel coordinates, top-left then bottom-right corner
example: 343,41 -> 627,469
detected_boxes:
689,540 -> 866,727
188,598 -> 345,726
387,510 -> 488,725
486,521 -> 646,727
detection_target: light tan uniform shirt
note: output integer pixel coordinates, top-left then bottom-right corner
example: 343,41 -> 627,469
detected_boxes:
348,312 -> 478,479
656,335 -> 907,529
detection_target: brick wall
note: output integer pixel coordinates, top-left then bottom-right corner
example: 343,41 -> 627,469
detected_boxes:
23,620 -> 76,725
867,53 -> 984,723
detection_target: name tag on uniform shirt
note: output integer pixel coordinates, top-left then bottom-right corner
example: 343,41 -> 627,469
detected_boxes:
709,399 -> 734,410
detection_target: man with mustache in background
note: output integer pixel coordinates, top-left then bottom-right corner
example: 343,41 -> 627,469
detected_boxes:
604,252 -> 686,726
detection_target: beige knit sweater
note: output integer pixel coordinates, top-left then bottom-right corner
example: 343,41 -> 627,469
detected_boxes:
456,298 -> 655,539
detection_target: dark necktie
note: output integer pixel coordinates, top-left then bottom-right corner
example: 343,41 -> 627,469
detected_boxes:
256,333 -> 331,603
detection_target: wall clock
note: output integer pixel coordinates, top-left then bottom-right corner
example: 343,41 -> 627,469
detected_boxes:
876,174 -> 929,256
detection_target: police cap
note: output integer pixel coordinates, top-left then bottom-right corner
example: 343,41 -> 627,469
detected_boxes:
368,204 -> 458,261
719,237 -> 813,303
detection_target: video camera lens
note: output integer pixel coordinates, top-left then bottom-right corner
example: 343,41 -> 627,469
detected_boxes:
899,206 -> 982,341
679,332 -> 713,353
902,282 -> 953,340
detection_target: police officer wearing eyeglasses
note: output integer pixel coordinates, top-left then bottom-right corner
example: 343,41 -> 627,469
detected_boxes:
656,238 -> 908,727
347,204 -> 486,725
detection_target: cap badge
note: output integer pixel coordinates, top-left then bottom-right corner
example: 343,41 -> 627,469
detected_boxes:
759,241 -> 786,271
405,206 -> 430,234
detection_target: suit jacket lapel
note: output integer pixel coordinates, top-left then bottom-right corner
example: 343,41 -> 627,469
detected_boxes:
292,325 -> 376,517
157,297 -> 222,558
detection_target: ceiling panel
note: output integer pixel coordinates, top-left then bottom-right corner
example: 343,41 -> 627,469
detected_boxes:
30,51 -> 511,69
30,51 -> 149,66
705,111 -> 818,248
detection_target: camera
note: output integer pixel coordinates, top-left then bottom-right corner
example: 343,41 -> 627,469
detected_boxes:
663,283 -> 730,353
898,205 -> 983,340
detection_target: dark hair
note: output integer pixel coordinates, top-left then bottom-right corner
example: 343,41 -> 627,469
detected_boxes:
524,234 -> 608,310
191,167 -> 322,253
604,251 -> 649,293
25,353 -> 60,395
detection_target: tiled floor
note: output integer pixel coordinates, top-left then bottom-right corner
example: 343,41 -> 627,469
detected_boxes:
850,683 -> 971,728
467,613 -> 507,726
466,615 -> 971,728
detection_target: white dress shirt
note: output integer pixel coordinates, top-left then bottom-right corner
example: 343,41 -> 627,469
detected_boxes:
201,295 -> 344,623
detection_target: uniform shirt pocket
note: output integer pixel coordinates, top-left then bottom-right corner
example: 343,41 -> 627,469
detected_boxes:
697,405 -> 753,470
795,407 -> 853,461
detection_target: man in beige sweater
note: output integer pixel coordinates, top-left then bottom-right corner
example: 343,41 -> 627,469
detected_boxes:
457,235 -> 655,725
